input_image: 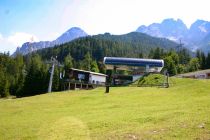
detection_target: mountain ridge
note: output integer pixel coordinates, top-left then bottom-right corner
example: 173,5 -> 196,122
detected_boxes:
35,32 -> 180,62
14,18 -> 210,55
136,18 -> 210,52
13,27 -> 88,55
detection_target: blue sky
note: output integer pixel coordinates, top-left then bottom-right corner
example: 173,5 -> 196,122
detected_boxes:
0,0 -> 210,53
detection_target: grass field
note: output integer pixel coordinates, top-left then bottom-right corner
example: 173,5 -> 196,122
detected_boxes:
0,78 -> 210,139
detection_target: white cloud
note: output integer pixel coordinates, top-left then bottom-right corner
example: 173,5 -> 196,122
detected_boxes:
0,32 -> 39,54
7,32 -> 39,47
0,35 -> 15,54
0,34 -> 3,40
58,0 -> 210,35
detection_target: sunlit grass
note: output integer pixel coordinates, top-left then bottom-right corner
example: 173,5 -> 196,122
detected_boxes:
0,78 -> 210,139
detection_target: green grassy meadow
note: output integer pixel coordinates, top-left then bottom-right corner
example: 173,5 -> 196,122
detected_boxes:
0,78 -> 210,139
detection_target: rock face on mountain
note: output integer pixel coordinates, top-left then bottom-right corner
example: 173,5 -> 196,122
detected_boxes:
54,27 -> 88,45
137,19 -> 188,42
188,20 -> 210,43
199,33 -> 210,52
136,18 -> 210,52
14,27 -> 88,55
15,41 -> 54,55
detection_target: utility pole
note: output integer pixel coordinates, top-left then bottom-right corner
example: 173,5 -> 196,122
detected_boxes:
48,57 -> 58,93
177,39 -> 184,51
105,70 -> 112,93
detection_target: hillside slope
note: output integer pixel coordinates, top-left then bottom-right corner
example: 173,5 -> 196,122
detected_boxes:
0,78 -> 209,139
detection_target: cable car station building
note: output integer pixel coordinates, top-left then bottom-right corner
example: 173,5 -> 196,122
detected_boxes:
103,57 -> 165,86
63,57 -> 165,91
63,68 -> 107,90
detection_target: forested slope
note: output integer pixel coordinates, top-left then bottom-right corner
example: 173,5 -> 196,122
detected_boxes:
36,32 -> 178,62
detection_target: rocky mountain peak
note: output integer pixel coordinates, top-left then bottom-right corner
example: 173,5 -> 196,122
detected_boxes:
13,27 -> 88,55
136,18 -> 210,51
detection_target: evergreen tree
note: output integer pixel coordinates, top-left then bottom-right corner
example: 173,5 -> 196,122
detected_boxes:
148,49 -> 154,58
138,52 -> 144,58
188,58 -> 200,72
0,65 -> 10,97
98,62 -> 106,74
64,54 -> 73,70
11,54 -> 25,96
196,50 -> 202,62
16,69 -> 25,97
52,67 -> 60,91
200,52 -> 206,69
81,52 -> 92,71
153,47 -> 161,59
91,60 -> 99,72
177,64 -> 186,74
178,48 -> 191,65
168,51 -> 179,65
2,79 -> 10,97
196,50 -> 206,70
22,54 -> 48,97
206,53 -> 210,69
163,56 -> 177,76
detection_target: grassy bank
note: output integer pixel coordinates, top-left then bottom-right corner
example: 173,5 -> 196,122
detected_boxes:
0,78 -> 210,139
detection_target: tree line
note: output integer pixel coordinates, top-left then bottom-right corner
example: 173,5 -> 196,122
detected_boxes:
149,48 -> 210,75
0,51 -> 100,98
1,32 -> 210,98
1,49 -> 210,98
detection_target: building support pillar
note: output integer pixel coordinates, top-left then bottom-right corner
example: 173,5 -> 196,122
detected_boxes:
105,70 -> 112,93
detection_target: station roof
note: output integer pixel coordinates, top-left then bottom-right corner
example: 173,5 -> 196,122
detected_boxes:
104,57 -> 164,67
70,68 -> 107,76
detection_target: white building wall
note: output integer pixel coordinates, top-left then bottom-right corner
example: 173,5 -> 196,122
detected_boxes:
89,74 -> 106,85
195,74 -> 207,79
